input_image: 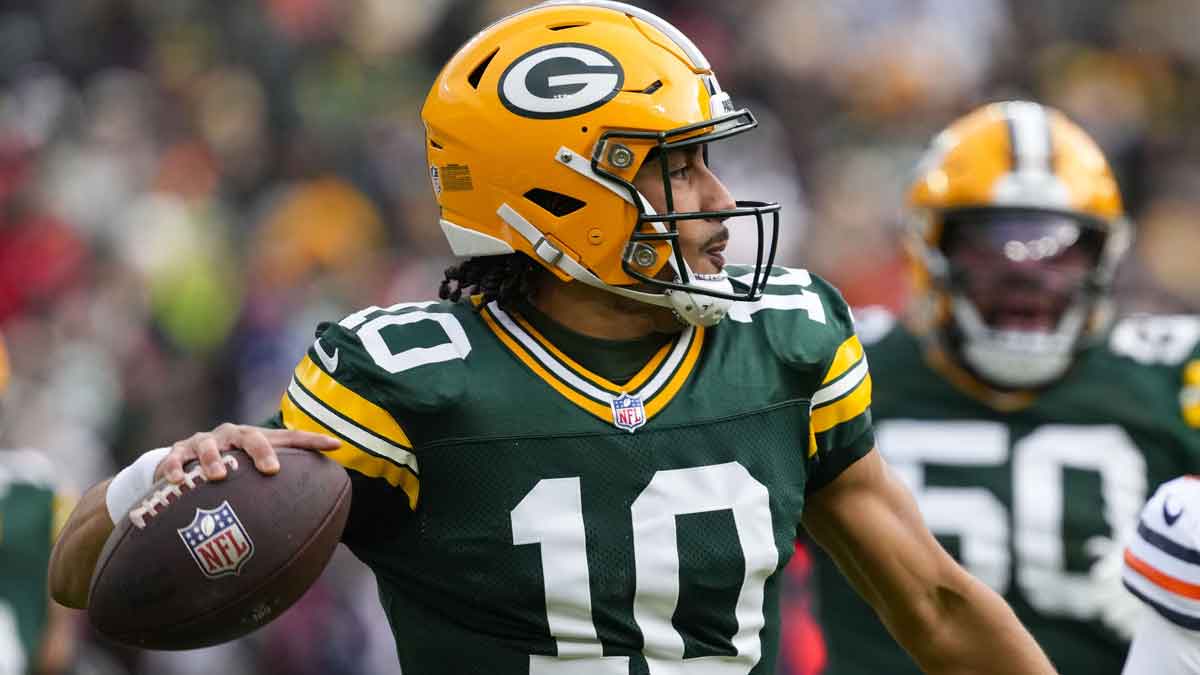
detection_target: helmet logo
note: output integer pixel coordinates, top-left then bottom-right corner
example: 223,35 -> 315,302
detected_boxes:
498,43 -> 624,119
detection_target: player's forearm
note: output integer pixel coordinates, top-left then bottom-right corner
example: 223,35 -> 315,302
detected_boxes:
48,478 -> 114,609
896,569 -> 1056,675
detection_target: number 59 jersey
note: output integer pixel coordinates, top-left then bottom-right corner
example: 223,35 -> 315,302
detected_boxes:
276,267 -> 875,675
813,310 -> 1200,675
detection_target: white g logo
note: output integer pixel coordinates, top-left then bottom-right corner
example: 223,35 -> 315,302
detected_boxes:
498,43 -> 624,119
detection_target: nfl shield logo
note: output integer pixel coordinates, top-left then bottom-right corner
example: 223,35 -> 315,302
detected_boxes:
177,501 -> 255,579
610,393 -> 646,433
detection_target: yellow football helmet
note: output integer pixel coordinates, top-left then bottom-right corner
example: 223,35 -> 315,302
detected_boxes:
906,101 -> 1131,390
421,0 -> 780,326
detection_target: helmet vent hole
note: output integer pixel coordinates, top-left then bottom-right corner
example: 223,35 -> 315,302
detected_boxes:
524,188 -> 586,217
638,80 -> 663,95
548,21 -> 589,31
429,138 -> 444,150
467,48 -> 499,90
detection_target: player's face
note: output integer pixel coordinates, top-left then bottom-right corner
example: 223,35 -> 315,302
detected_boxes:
942,211 -> 1103,331
633,145 -> 735,276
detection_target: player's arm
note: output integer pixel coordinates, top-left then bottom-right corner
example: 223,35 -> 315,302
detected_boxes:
37,598 -> 78,675
48,425 -> 339,608
802,448 -> 1056,675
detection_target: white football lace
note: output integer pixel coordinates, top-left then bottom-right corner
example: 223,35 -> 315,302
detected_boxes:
128,455 -> 240,529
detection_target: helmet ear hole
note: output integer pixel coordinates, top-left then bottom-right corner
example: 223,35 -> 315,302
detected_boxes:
524,188 -> 586,217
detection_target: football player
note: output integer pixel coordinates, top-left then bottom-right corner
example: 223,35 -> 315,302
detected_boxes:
49,3 -> 1055,673
0,335 -> 78,674
1122,475 -> 1200,674
809,101 -> 1200,675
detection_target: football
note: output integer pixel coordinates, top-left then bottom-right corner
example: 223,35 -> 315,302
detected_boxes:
87,447 -> 352,650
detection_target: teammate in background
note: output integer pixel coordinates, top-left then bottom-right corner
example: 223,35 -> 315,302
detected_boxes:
809,101 -> 1200,675
1122,476 -> 1200,674
0,335 -> 79,674
48,4 -> 1055,673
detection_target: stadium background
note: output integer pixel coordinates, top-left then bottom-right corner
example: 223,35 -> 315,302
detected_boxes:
1,0 -> 1197,673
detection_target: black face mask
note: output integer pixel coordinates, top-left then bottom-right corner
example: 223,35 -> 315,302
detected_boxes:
590,108 -> 782,302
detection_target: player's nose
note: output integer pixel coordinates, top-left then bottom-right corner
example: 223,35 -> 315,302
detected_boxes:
699,166 -> 737,216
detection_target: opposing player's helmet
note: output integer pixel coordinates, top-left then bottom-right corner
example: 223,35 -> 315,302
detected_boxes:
422,0 -> 780,327
906,101 -> 1131,390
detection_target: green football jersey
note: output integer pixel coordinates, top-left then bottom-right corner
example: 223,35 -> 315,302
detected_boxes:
0,449 -> 69,673
275,266 -> 875,674
813,309 -> 1200,675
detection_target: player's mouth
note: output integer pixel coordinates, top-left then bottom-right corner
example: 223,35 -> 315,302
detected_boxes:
704,233 -> 729,271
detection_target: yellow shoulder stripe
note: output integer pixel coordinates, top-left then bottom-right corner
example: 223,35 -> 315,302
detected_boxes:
281,395 -> 420,509
1182,360 -> 1200,428
823,335 -> 864,385
811,373 -> 873,434
293,356 -> 411,449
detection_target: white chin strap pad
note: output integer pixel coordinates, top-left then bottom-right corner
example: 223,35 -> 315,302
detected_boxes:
667,275 -> 734,327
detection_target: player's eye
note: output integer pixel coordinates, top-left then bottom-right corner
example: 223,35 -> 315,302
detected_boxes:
669,165 -> 690,180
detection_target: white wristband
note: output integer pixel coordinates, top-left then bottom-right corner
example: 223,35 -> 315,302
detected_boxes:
105,447 -> 171,524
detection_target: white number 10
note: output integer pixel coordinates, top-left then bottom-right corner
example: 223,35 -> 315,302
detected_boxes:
511,463 -> 778,675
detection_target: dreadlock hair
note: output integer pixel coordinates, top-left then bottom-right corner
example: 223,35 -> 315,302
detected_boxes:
439,253 -> 541,311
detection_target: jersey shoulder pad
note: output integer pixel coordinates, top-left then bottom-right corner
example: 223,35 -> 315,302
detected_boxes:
1105,314 -> 1200,428
726,265 -> 859,373
850,305 -> 900,347
295,300 -> 473,415
1124,476 -> 1200,628
1107,314 -> 1200,367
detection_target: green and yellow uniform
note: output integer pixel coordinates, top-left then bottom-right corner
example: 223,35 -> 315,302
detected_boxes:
814,309 -> 1200,675
0,449 -> 72,673
274,266 -> 874,674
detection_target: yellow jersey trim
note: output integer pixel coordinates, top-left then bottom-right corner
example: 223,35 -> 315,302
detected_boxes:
822,335 -> 865,385
481,304 -> 704,426
293,356 -> 412,449
280,393 -> 420,509
512,312 -> 673,394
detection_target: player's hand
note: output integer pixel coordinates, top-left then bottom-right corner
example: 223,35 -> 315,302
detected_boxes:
155,424 -> 341,484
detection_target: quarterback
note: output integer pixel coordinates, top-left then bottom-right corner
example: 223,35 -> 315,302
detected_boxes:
51,3 -> 1054,673
810,101 -> 1200,675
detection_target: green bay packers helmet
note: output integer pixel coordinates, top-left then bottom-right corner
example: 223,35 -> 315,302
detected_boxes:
421,0 -> 780,327
906,101 -> 1132,391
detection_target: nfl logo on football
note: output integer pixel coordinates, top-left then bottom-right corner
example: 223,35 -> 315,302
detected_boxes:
610,393 -> 646,433
177,501 -> 255,578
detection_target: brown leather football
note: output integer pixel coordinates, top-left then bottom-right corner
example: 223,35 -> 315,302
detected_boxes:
88,447 -> 352,650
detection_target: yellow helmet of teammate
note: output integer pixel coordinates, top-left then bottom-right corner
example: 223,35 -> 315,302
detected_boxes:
906,101 -> 1131,390
422,0 -> 780,327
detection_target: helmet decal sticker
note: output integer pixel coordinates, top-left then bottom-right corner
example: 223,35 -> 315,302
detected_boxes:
498,43 -> 624,119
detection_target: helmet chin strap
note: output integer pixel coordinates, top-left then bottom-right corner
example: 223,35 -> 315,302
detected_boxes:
496,146 -> 738,327
496,203 -> 734,327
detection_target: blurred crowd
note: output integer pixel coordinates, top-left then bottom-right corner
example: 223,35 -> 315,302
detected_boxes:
0,0 -> 1197,673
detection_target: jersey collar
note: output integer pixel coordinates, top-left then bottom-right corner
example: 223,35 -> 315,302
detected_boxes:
479,301 -> 705,429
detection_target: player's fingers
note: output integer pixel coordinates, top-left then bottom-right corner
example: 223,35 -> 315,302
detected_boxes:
160,442 -> 197,483
195,434 -> 227,480
265,429 -> 342,452
236,427 -> 281,475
